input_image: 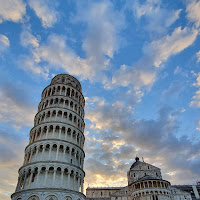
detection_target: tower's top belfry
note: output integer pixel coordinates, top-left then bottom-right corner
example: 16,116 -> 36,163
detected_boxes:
50,74 -> 82,92
11,74 -> 86,200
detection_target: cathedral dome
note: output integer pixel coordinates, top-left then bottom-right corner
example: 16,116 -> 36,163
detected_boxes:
130,157 -> 142,169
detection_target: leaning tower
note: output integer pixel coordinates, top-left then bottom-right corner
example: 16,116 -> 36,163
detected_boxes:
11,74 -> 86,200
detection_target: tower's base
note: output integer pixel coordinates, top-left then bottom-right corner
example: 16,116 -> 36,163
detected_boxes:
11,188 -> 86,200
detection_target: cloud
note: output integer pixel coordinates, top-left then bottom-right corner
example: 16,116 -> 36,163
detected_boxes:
111,26 -> 198,89
0,0 -> 26,23
20,1 -> 125,81
34,34 -> 92,79
0,34 -> 10,52
0,127 -> 27,200
74,1 -> 124,72
28,0 -> 58,28
162,80 -> 186,103
0,84 -> 36,129
111,64 -> 156,90
197,51 -> 200,62
197,120 -> 200,131
190,72 -> 200,108
129,0 -> 182,33
20,30 -> 39,48
186,0 -> 200,28
84,132 -> 133,187
143,26 -> 198,67
85,98 -> 200,185
190,89 -> 200,107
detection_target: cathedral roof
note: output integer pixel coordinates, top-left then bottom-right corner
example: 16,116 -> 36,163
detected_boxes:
130,157 -> 160,170
137,175 -> 162,181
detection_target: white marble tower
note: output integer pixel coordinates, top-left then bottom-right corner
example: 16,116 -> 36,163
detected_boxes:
11,74 -> 86,200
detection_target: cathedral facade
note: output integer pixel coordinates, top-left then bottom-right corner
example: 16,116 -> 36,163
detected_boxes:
11,74 -> 86,200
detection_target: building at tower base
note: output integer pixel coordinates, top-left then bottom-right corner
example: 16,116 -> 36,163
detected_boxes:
86,157 -> 200,200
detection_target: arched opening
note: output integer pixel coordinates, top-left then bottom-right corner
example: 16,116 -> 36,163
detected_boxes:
65,99 -> 69,106
52,110 -> 56,117
71,89 -> 74,97
49,125 -> 53,133
60,98 -> 64,105
67,128 -> 71,135
74,116 -> 77,124
57,110 -> 62,117
67,88 -> 70,96
62,86 -> 65,93
70,101 -> 73,108
69,113 -> 72,121
63,112 -> 67,119
57,86 -> 60,93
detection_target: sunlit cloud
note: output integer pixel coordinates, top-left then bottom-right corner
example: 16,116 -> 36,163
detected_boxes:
0,0 -> 26,23
0,34 -> 10,53
190,72 -> 200,108
111,26 -> 198,90
28,0 -> 58,28
186,0 -> 200,28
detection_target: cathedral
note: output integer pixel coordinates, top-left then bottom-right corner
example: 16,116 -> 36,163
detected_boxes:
86,157 -> 200,200
11,74 -> 200,200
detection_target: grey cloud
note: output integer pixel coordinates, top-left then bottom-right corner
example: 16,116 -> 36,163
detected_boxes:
86,100 -> 200,184
0,82 -> 32,107
0,143 -> 16,163
115,145 -> 136,160
85,158 -> 116,177
0,127 -> 27,200
0,81 -> 36,128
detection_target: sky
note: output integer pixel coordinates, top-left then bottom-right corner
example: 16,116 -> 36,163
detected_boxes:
0,0 -> 200,199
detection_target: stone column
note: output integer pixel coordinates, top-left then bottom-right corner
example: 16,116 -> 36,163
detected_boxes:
68,174 -> 70,189
41,146 -> 45,160
48,146 -> 52,160
46,127 -> 49,139
73,175 -> 76,190
75,134 -> 77,145
60,170 -> 64,187
71,131 -> 73,142
81,179 -> 83,193
52,170 -> 56,186
29,150 -> 33,163
35,147 -> 39,162
22,174 -> 27,189
28,171 -> 33,188
39,129 -> 43,140
59,128 -> 61,139
56,146 -> 59,161
44,169 -> 48,186
52,127 -> 55,138
63,148 -> 66,162
78,176 -> 80,192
